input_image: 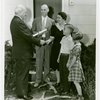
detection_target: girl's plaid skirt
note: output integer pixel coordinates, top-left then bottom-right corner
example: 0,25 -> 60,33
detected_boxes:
68,65 -> 85,82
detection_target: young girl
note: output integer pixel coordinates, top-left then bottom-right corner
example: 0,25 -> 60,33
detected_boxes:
67,32 -> 85,100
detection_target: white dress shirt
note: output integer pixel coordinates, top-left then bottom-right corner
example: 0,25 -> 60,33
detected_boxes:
42,16 -> 48,28
60,35 -> 74,54
41,16 -> 48,38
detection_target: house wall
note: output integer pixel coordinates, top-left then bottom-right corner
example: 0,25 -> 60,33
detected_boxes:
62,0 -> 96,45
3,0 -> 33,45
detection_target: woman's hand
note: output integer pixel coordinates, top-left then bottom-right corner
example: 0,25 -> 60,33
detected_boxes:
67,63 -> 71,71
57,53 -> 61,63
68,66 -> 71,71
67,62 -> 69,67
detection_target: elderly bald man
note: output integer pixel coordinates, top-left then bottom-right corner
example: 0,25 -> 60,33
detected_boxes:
32,4 -> 54,87
10,5 -> 45,100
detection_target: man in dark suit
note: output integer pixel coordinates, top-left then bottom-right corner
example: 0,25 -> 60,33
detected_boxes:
10,5 -> 45,100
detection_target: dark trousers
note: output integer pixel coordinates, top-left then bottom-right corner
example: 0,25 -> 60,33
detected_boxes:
59,53 -> 70,92
15,58 -> 31,96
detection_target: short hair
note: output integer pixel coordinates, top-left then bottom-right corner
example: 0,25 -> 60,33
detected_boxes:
15,5 -> 26,16
72,32 -> 83,40
64,24 -> 74,34
58,12 -> 67,20
41,4 -> 49,12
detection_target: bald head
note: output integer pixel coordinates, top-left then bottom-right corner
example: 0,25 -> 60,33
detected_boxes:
15,5 -> 27,20
41,4 -> 49,17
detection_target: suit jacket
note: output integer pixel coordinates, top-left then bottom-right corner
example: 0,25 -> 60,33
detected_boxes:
32,16 -> 54,40
10,16 -> 41,58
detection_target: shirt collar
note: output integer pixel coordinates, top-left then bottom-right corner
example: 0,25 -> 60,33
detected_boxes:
42,16 -> 48,20
67,35 -> 72,38
64,35 -> 72,39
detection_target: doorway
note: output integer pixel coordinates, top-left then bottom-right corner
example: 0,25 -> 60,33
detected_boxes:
33,0 -> 62,19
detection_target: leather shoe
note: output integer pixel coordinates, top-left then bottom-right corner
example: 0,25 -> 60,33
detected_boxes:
23,95 -> 31,100
27,95 -> 33,99
17,95 -> 33,100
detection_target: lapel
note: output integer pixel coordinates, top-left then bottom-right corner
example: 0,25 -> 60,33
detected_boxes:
38,16 -> 50,30
15,16 -> 29,30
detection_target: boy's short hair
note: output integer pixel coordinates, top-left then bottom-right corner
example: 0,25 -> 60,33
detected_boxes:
64,24 -> 83,40
64,24 -> 76,34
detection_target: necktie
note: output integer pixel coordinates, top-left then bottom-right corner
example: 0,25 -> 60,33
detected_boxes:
42,18 -> 46,38
42,18 -> 45,29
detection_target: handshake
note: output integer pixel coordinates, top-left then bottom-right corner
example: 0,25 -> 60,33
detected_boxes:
40,39 -> 52,46
32,29 -> 54,46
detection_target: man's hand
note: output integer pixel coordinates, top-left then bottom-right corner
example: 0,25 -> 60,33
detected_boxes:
45,39 -> 52,45
66,62 -> 70,70
40,40 -> 46,46
45,36 -> 54,45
